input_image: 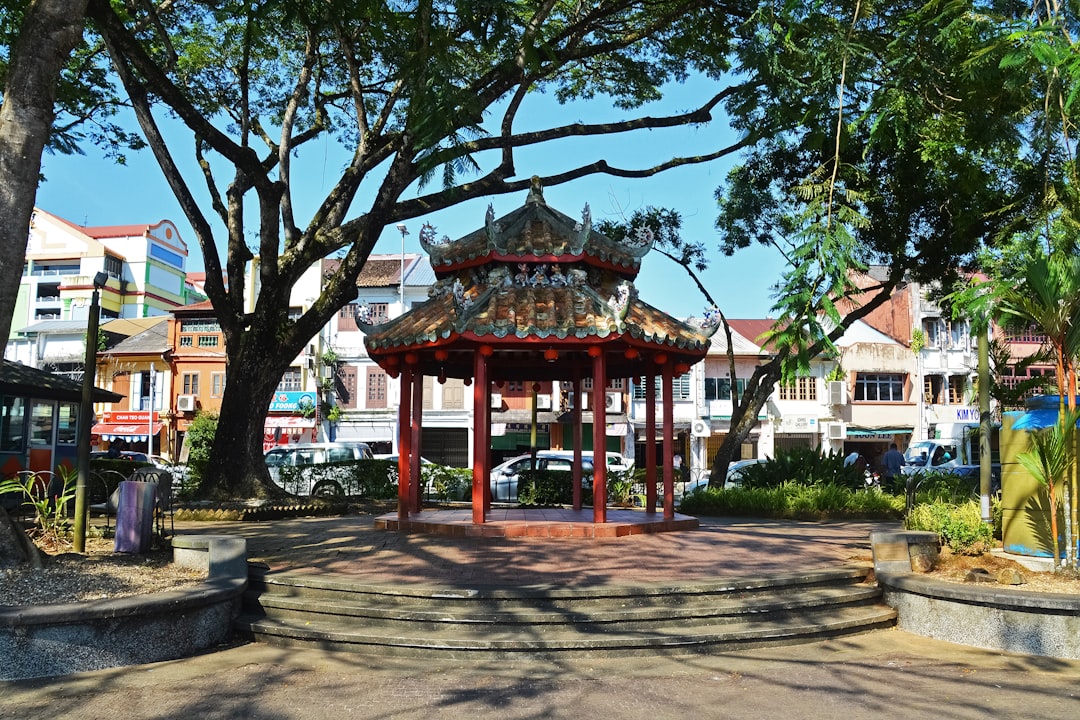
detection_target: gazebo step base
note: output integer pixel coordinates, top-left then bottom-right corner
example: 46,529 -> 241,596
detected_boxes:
374,507 -> 698,537
235,566 -> 895,658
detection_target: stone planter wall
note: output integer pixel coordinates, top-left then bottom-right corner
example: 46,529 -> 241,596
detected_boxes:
877,573 -> 1080,659
0,535 -> 247,680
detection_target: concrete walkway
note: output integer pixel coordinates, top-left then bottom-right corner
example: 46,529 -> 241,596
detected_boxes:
4,514 -> 1080,719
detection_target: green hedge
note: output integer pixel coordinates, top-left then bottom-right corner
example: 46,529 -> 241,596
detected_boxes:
277,459 -> 397,498
516,470 -> 575,506
678,482 -> 904,520
905,500 -> 995,555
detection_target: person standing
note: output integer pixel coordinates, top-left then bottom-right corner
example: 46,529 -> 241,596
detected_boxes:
883,443 -> 905,483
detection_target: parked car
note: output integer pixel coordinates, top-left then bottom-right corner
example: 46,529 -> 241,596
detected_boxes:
489,451 -> 596,502
264,441 -> 374,495
682,458 -> 768,495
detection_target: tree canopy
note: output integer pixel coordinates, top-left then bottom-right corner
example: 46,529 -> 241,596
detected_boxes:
82,0 -> 772,496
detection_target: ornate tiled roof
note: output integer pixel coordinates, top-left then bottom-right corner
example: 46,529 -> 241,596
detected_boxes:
361,187 -> 714,376
420,180 -> 652,275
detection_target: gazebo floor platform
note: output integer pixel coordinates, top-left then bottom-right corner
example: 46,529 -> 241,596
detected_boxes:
375,507 -> 699,538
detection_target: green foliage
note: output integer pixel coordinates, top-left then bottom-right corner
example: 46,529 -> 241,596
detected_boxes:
0,468 -> 77,546
678,483 -> 903,520
427,465 -> 471,501
737,447 -> 863,490
278,459 -> 397,499
910,470 -> 979,504
905,500 -> 993,555
516,470 -> 574,507
184,411 -> 218,490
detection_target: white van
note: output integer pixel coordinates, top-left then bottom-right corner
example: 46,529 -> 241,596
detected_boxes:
264,442 -> 373,495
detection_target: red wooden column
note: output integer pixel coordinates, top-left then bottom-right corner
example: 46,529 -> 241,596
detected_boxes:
661,358 -> 675,520
571,369 -> 583,511
410,370 -> 424,514
591,347 -> 607,523
397,365 -> 413,520
645,372 -> 657,514
471,348 -> 489,524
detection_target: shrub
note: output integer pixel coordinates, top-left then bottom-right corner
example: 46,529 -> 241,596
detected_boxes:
678,482 -> 903,520
184,411 -> 218,493
427,465 -> 471,501
516,470 -> 573,506
738,448 -> 864,490
910,470 -> 978,504
905,500 -> 993,555
278,459 -> 397,499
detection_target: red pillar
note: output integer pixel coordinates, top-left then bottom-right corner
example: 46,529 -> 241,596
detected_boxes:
571,370 -> 583,511
410,371 -> 424,513
662,361 -> 675,520
592,350 -> 607,523
645,372 -> 657,514
397,366 -> 412,520
471,350 -> 488,524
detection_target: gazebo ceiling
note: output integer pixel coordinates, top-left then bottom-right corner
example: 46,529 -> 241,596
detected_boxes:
360,183 -> 716,379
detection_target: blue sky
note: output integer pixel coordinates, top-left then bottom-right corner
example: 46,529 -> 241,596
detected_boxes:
34,75 -> 782,319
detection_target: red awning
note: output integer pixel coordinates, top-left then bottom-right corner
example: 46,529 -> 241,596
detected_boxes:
91,422 -> 164,440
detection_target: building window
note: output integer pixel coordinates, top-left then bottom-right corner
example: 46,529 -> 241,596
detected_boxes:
29,401 -> 53,445
778,377 -> 818,401
197,335 -> 219,347
339,366 -> 357,409
922,318 -> 943,348
703,377 -> 747,401
182,373 -> 200,395
854,373 -> 905,402
211,372 -> 227,397
506,381 -> 524,393
277,367 -> 302,392
443,378 -> 464,409
366,368 -> 387,409
180,319 -> 220,333
633,374 -> 692,401
338,305 -> 358,332
179,336 -> 193,347
56,402 -> 77,445
0,397 -> 26,452
948,375 -> 968,404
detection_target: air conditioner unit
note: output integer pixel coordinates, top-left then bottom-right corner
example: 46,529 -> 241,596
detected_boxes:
605,391 -> 622,413
536,394 -> 552,410
827,422 -> 847,440
176,395 -> 196,412
827,381 -> 846,405
490,392 -> 503,409
691,418 -> 712,438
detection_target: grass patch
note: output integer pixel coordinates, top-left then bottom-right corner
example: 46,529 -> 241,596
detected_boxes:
679,483 -> 904,520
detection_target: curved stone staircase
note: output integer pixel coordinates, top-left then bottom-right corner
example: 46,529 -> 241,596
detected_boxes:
235,564 -> 896,658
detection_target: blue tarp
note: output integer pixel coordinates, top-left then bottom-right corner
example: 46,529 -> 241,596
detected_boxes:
1008,395 -> 1080,431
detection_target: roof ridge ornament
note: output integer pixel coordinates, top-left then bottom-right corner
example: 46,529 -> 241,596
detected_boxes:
526,175 -> 546,205
571,203 -> 590,253
485,203 -> 507,252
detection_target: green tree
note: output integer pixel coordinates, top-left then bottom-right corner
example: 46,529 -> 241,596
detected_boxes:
84,0 -> 769,498
653,1 -> 1034,485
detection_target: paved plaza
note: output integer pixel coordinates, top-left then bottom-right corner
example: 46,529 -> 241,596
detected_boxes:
2,514 -> 1080,719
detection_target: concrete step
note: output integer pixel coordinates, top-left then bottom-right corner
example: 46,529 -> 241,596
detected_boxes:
235,564 -> 896,658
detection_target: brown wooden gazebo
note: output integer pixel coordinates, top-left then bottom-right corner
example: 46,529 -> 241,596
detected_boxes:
359,182 -> 714,526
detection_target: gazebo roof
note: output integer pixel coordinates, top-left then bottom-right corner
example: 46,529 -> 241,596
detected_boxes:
420,179 -> 652,275
361,185 -> 715,379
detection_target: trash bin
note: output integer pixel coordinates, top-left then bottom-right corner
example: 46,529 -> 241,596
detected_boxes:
114,481 -> 157,553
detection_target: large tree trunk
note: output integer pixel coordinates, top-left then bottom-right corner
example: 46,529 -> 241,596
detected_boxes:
200,337 -> 294,500
710,359 -> 782,487
0,0 -> 88,345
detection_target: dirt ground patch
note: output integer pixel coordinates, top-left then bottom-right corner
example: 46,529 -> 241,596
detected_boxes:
926,547 -> 1080,594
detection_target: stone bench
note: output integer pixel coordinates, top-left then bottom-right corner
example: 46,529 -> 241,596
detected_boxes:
869,530 -> 940,574
172,534 -> 249,579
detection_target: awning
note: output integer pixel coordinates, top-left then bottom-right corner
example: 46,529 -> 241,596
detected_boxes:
845,427 -> 912,437
264,416 -> 316,429
92,422 -> 164,441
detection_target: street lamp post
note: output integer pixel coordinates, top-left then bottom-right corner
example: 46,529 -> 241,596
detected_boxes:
396,223 -> 408,306
73,271 -> 108,553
